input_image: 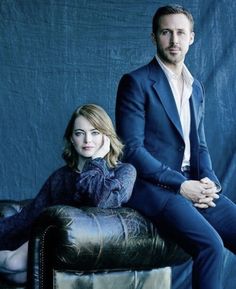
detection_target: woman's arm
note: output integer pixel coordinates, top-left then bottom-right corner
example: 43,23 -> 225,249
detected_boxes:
76,158 -> 136,208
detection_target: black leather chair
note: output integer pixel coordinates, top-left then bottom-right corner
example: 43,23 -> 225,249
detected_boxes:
0,200 -> 190,289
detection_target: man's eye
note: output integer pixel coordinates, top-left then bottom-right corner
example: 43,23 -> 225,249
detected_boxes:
162,30 -> 170,35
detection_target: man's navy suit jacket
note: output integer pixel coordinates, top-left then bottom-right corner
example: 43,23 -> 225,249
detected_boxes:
116,58 -> 220,217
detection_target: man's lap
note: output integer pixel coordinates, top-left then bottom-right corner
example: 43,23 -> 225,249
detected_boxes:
147,193 -> 226,257
128,179 -> 236,253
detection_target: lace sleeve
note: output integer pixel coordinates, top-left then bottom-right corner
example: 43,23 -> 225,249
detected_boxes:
76,158 -> 136,208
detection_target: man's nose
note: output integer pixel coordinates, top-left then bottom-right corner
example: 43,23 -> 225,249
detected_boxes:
170,32 -> 178,44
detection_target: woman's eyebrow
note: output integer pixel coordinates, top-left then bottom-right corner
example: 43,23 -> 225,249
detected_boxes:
73,128 -> 98,132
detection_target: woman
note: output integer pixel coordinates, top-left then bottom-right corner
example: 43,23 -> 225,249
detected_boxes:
0,104 -> 136,284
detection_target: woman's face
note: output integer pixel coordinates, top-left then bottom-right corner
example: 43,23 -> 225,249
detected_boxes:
71,115 -> 103,158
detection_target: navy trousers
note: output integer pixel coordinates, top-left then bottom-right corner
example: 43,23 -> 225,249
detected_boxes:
154,192 -> 236,289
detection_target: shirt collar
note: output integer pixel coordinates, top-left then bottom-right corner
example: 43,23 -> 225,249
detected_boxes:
155,54 -> 194,86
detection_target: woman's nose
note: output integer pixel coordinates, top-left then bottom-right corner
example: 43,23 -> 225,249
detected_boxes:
84,133 -> 92,143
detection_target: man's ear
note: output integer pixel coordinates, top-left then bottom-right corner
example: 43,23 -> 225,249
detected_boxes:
151,32 -> 157,45
189,31 -> 195,45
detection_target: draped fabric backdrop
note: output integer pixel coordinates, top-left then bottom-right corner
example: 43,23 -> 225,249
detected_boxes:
0,1 -> 235,288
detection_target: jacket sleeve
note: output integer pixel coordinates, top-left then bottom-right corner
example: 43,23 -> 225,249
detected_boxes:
197,84 -> 221,188
116,73 -> 186,192
76,158 -> 136,208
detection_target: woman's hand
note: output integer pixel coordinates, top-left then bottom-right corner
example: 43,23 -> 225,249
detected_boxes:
92,135 -> 110,159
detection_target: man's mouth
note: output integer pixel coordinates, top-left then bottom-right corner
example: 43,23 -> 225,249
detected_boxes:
168,46 -> 180,52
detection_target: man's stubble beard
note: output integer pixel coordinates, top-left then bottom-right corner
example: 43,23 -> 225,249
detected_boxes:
157,47 -> 184,66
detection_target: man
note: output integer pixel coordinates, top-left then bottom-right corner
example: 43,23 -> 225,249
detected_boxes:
115,5 -> 236,289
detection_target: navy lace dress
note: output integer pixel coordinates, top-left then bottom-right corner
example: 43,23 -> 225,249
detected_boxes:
0,158 -> 136,250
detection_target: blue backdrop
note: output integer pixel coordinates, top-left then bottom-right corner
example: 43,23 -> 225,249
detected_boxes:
0,1 -> 235,288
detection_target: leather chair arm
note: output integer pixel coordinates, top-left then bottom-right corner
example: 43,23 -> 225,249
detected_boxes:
28,206 -> 189,280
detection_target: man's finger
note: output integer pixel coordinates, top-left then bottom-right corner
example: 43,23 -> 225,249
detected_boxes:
194,203 -> 209,209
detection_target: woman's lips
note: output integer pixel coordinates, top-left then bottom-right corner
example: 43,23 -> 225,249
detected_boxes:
83,146 -> 94,150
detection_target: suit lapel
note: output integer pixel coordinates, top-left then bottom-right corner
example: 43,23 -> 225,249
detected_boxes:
189,81 -> 203,178
149,58 -> 184,139
190,81 -> 202,128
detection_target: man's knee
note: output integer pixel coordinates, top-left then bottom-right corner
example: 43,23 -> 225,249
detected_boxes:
204,234 -> 224,260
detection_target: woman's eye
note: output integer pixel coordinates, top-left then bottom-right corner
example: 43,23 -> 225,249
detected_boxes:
74,131 -> 84,136
92,131 -> 100,135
